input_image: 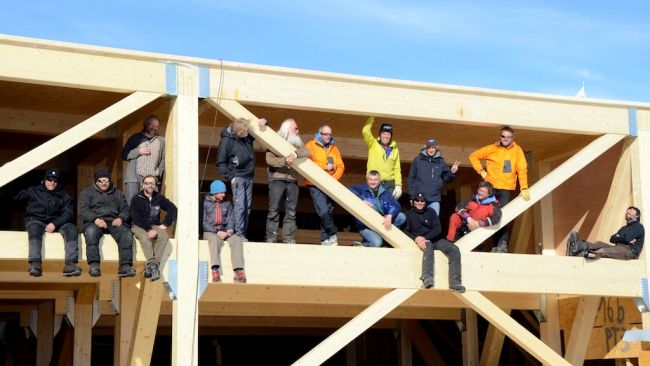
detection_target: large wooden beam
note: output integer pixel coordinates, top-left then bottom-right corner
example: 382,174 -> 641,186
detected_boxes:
114,277 -> 139,366
73,285 -> 96,366
462,309 -> 479,366
292,288 -> 417,365
36,301 -> 54,366
458,133 -> 626,253
168,65 -> 200,366
0,91 -> 161,188
128,280 -> 165,366
209,64 -> 633,135
456,291 -> 570,366
210,98 -> 417,249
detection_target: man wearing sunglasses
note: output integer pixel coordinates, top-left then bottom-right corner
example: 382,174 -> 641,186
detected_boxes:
79,167 -> 136,277
403,193 -> 465,292
469,126 -> 529,253
15,168 -> 81,277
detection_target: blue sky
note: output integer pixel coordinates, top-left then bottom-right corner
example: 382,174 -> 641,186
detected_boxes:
2,1 -> 649,102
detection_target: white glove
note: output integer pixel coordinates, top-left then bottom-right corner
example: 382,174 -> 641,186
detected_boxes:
392,185 -> 402,199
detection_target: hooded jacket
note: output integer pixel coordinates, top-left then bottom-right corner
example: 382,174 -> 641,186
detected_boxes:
349,183 -> 401,230
610,220 -> 645,257
215,125 -> 256,180
304,134 -> 345,186
78,183 -> 130,225
407,148 -> 455,202
130,190 -> 177,229
362,117 -> 402,186
403,207 -> 442,242
202,195 -> 235,233
469,141 -> 528,191
454,194 -> 502,227
14,182 -> 74,228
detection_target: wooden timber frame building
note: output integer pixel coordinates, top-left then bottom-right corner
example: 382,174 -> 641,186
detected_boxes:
1,33 -> 650,365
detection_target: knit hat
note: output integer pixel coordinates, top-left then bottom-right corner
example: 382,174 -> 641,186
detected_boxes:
379,123 -> 393,134
210,180 -> 227,194
44,168 -> 61,182
94,167 -> 111,181
413,193 -> 426,201
425,138 -> 438,147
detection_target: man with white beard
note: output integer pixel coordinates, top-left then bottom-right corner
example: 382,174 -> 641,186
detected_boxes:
265,119 -> 311,243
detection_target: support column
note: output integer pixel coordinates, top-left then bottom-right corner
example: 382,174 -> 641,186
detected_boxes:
114,277 -> 139,366
37,301 -> 54,366
129,280 -> 165,365
74,285 -> 96,366
167,64 -> 200,366
462,309 -> 479,366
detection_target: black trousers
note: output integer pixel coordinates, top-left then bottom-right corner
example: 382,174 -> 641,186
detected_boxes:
421,238 -> 462,285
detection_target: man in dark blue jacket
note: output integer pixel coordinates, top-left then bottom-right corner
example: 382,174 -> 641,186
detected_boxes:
403,193 -> 465,292
349,171 -> 405,247
215,117 -> 267,240
407,138 -> 459,215
567,206 -> 644,260
130,175 -> 177,281
15,168 -> 81,277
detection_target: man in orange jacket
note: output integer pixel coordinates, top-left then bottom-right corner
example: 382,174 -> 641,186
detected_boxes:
305,125 -> 345,245
469,126 -> 529,253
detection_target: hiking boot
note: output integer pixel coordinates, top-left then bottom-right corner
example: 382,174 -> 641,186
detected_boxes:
491,240 -> 508,253
117,264 -> 136,278
351,241 -> 364,247
450,283 -> 466,293
211,268 -> 221,282
566,231 -> 579,256
285,239 -> 296,244
422,277 -> 434,289
89,262 -> 101,277
234,269 -> 247,283
328,235 -> 338,246
143,263 -> 153,278
28,262 -> 42,277
266,238 -> 276,243
149,263 -> 161,281
62,263 -> 82,277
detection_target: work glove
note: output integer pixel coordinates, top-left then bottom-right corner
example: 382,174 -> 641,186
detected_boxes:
479,170 -> 487,180
520,188 -> 530,201
392,185 -> 402,199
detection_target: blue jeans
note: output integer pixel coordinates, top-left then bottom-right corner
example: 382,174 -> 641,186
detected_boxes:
427,201 -> 440,216
232,176 -> 253,237
359,212 -> 406,247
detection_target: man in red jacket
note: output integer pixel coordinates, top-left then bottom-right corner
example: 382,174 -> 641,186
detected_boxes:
447,182 -> 502,242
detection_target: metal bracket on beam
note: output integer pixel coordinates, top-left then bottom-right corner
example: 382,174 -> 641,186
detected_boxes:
165,63 -> 178,96
65,297 -> 101,327
623,329 -> 650,342
640,278 -> 650,311
164,260 -> 209,301
456,309 -> 467,332
628,107 -> 638,137
106,280 -> 120,315
199,65 -> 210,98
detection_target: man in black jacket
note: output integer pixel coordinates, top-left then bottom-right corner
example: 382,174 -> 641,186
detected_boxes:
79,167 -> 135,277
215,117 -> 267,240
403,193 -> 465,292
567,206 -> 644,260
15,168 -> 81,277
130,175 -> 177,281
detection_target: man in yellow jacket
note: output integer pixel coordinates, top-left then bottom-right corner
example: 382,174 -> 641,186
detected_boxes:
469,126 -> 530,253
362,116 -> 402,199
305,125 -> 345,245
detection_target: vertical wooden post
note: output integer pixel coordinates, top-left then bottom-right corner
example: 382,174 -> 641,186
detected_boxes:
37,300 -> 54,366
462,309 -> 479,366
168,64 -> 200,366
114,277 -> 139,366
129,280 -> 165,365
399,321 -> 412,366
74,285 -> 96,366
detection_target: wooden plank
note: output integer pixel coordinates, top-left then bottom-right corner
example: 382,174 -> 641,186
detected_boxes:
209,65 -> 632,135
37,301 -> 54,366
462,309 -> 479,366
168,65 -> 200,366
211,98 -> 417,249
0,91 -> 161,188
73,285 -> 96,366
458,133 -> 626,253
292,288 -> 417,365
114,277 -> 139,366
129,281 -> 164,366
456,291 -> 570,366
479,310 -> 510,366
0,41 -> 166,93
565,296 -> 602,364
399,321 -> 412,366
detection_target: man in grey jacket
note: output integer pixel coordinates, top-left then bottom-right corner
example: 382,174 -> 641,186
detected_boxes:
79,167 -> 136,277
122,115 -> 165,204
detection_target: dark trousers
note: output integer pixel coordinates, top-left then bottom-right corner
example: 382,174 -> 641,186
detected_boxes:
586,241 -> 636,260
421,238 -> 462,285
266,179 -> 299,242
232,176 -> 253,237
83,223 -> 133,266
381,181 -> 395,194
493,189 -> 512,246
308,186 -> 338,241
27,219 -> 79,264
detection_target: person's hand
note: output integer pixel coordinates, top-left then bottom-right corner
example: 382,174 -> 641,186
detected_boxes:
367,116 -> 375,124
138,146 -> 151,155
630,239 -> 637,245
415,236 -> 427,251
327,163 -> 335,171
258,118 -> 267,128
231,177 -> 236,186
285,153 -> 297,164
480,170 -> 487,180
226,229 -> 234,237
147,229 -> 158,239
392,186 -> 402,199
451,161 -> 460,173
383,214 -> 392,230
94,218 -> 108,229
159,225 -> 167,230
45,223 -> 56,233
112,218 -> 123,227
217,231 -> 229,240
467,217 -> 480,231
520,189 -> 530,201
